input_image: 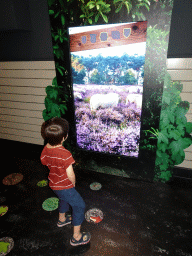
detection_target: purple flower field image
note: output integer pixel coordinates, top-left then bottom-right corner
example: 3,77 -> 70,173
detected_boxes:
73,84 -> 143,157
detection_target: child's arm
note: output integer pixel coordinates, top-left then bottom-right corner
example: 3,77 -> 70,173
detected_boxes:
66,165 -> 76,187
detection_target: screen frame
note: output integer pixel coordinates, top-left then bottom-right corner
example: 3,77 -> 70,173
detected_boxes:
67,21 -> 149,164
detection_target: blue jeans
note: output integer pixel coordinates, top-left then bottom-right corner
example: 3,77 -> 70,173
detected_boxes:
53,187 -> 86,226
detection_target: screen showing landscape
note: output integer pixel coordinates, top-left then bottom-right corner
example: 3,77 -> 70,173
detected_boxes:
68,22 -> 147,157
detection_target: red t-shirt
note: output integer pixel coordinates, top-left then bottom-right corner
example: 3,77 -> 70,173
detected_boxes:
40,145 -> 75,190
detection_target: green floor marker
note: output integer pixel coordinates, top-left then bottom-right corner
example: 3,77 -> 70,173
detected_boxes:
37,180 -> 48,187
0,237 -> 14,256
0,242 -> 10,254
90,182 -> 102,191
42,197 -> 59,211
0,206 -> 8,217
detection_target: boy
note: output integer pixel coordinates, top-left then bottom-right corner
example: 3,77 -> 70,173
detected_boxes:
40,117 -> 91,246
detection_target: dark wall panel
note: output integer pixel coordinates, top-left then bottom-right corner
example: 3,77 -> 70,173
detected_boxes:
167,0 -> 192,58
0,0 -> 192,61
0,0 -> 54,61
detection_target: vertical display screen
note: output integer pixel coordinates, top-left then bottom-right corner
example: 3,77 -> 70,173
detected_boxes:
69,21 -> 147,157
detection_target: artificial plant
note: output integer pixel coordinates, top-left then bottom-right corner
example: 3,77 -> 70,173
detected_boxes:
148,73 -> 192,182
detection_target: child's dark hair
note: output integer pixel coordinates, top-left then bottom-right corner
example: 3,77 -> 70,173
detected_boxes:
41,117 -> 69,146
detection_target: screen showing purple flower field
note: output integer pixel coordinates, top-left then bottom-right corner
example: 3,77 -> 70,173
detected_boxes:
69,22 -> 147,157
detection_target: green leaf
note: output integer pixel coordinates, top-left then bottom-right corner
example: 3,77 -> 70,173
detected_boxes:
49,10 -> 54,15
167,111 -> 174,124
159,171 -> 172,182
57,67 -> 64,76
176,115 -> 187,126
60,104 -> 67,114
160,111 -> 169,127
52,77 -> 58,86
53,44 -> 59,49
100,12 -> 108,23
54,35 -> 59,41
46,86 -> 58,100
88,18 -> 93,24
179,101 -> 190,110
141,3 -> 150,11
155,156 -> 162,166
61,14 -> 65,25
174,81 -> 183,92
87,1 -> 94,6
43,109 -> 51,121
158,142 -> 167,152
47,0 -> 56,7
158,131 -> 169,144
125,1 -> 130,13
113,0 -> 122,3
169,130 -> 181,140
178,137 -> 192,149
186,122 -> 192,134
159,153 -> 169,171
162,91 -> 171,105
45,97 -> 53,112
88,3 -> 95,9
51,103 -> 61,116
156,149 -> 162,158
175,105 -> 188,118
115,3 -> 123,13
169,141 -> 181,156
54,11 -> 60,18
173,150 -> 185,165
95,12 -> 100,22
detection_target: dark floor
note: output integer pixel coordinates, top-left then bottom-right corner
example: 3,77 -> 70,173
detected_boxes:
0,156 -> 192,256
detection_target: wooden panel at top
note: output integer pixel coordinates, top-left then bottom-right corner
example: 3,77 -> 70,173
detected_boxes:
0,61 -> 55,70
0,78 -> 54,87
0,115 -> 43,126
0,70 -> 55,79
184,144 -> 192,152
69,21 -> 147,52
0,86 -> 46,96
168,70 -> 192,81
0,101 -> 44,111
0,108 -> 43,118
167,58 -> 192,70
180,93 -> 192,103
181,82 -> 192,92
0,133 -> 44,145
176,160 -> 192,169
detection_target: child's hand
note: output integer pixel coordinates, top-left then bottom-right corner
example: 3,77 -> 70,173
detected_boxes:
66,165 -> 76,186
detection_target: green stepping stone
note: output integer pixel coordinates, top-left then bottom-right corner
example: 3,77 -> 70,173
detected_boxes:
42,197 -> 59,211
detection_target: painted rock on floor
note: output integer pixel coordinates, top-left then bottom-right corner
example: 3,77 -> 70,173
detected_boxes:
37,180 -> 48,187
85,208 -> 103,223
90,182 -> 102,191
2,173 -> 23,186
0,206 -> 8,217
42,197 -> 59,211
0,237 -> 14,256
